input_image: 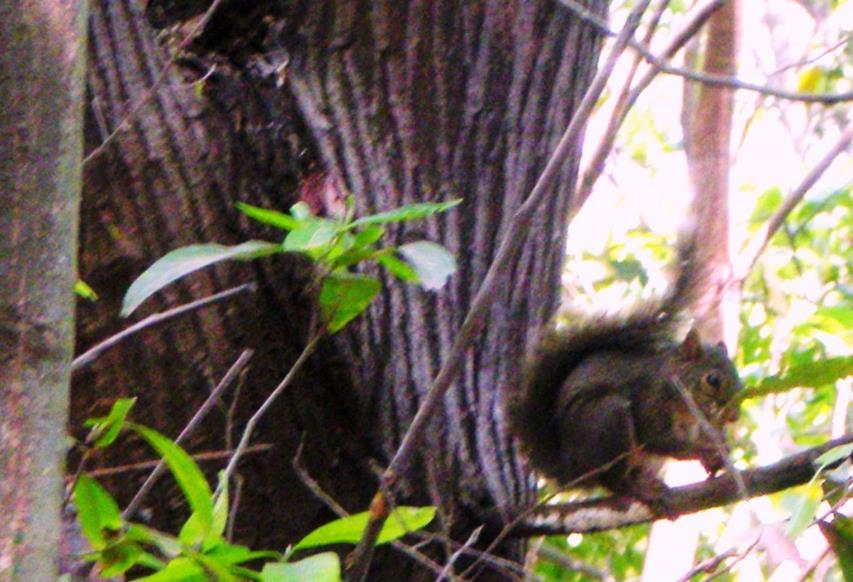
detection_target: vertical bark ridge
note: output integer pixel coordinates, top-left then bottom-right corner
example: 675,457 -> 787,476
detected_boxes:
284,1 -> 605,546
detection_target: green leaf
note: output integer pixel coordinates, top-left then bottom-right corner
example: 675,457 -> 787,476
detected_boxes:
293,506 -> 436,551
377,253 -> 419,283
134,557 -> 207,581
206,543 -> 280,565
122,242 -> 281,316
260,552 -> 341,582
397,241 -> 457,290
786,481 -> 823,537
100,540 -> 144,577
236,202 -> 301,231
819,515 -> 853,580
353,224 -> 385,247
283,220 -> 338,254
319,273 -> 381,333
814,444 -> 853,472
128,424 -> 214,538
125,524 -> 181,559
347,199 -> 462,229
738,356 -> 853,402
290,202 -> 313,220
73,475 -> 123,550
74,279 -> 99,301
84,397 -> 136,449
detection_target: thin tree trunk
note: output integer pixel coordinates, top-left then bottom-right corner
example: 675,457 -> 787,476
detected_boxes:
0,2 -> 88,577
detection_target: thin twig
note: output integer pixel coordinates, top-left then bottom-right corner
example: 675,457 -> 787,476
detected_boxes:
575,0 -> 726,208
123,349 -> 254,518
556,0 -> 853,104
73,445 -> 271,480
72,283 -> 255,372
736,120 -> 853,279
291,443 -> 446,577
345,2 -> 652,580
82,0 -> 229,166
217,333 -> 323,496
437,526 -> 482,582
537,543 -> 611,581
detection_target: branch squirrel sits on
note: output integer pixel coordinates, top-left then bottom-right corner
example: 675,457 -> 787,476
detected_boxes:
505,236 -> 743,509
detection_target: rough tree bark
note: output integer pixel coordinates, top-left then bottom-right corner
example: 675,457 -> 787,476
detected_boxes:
73,1 -> 606,577
0,2 -> 87,578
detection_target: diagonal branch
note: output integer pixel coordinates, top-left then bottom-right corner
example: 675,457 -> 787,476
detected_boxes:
345,2 -> 654,579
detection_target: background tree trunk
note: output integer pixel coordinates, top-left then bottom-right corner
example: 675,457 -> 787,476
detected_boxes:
0,2 -> 87,577
74,1 -> 607,576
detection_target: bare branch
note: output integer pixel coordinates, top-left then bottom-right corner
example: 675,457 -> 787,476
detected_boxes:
736,120 -> 853,279
556,0 -> 853,105
345,2 -> 652,578
510,434 -> 853,537
575,0 -> 726,209
72,283 -> 255,372
76,444 -> 271,479
123,349 -> 254,518
217,333 -> 322,495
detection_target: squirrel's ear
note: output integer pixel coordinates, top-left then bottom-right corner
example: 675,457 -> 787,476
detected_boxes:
716,340 -> 729,356
679,327 -> 703,359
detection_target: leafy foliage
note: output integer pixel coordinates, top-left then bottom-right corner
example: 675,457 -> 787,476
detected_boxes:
122,199 -> 460,335
72,400 -> 436,581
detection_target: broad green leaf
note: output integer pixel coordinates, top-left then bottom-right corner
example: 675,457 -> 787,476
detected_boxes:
347,199 -> 462,229
819,515 -> 853,580
283,220 -> 338,253
74,279 -> 99,301
319,273 -> 381,333
377,253 -> 419,283
128,424 -> 214,537
786,481 -> 823,537
236,202 -> 300,231
737,356 -> 853,402
814,444 -> 853,472
84,398 -> 135,449
397,241 -> 456,290
122,242 -> 281,316
73,475 -> 123,550
134,557 -> 207,581
293,506 -> 436,551
261,552 -> 341,582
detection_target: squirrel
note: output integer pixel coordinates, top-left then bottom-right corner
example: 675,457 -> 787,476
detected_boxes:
505,236 -> 743,509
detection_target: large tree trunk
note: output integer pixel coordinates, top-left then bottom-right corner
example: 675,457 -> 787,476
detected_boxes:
0,2 -> 87,577
74,1 -> 606,576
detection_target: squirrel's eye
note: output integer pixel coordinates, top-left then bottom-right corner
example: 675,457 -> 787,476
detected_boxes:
704,372 -> 721,391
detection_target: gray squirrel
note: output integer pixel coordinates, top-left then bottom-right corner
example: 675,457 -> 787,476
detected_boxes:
505,237 -> 742,507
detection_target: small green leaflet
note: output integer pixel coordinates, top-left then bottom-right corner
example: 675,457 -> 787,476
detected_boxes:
293,506 -> 436,551
236,202 -> 300,231
260,553 -> 341,582
122,242 -> 281,316
83,397 -> 136,449
74,279 -> 99,301
73,475 -> 123,551
319,273 -> 381,333
346,199 -> 462,229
